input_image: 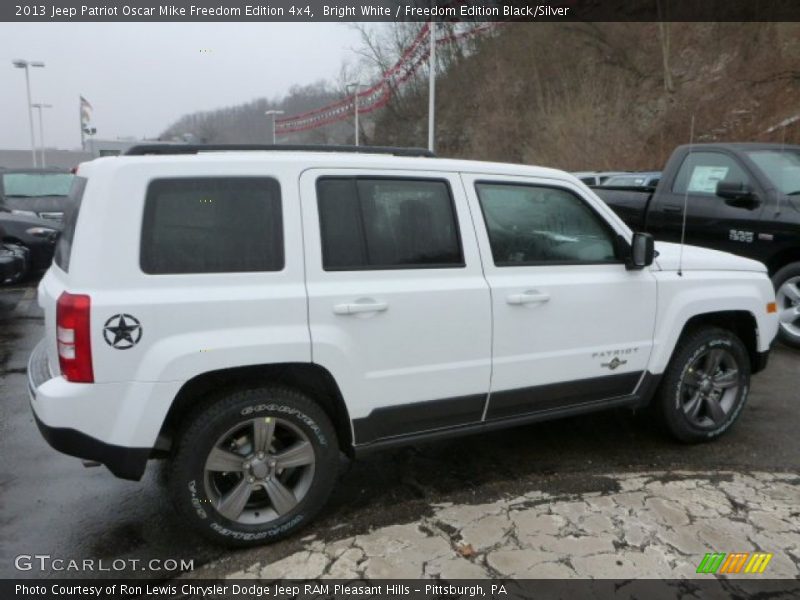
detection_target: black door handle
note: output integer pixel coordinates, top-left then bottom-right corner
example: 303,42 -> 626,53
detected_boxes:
663,205 -> 684,214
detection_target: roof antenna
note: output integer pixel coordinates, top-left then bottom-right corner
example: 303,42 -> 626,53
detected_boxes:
677,114 -> 695,278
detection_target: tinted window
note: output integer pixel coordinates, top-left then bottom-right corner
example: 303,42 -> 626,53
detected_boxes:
317,178 -> 463,270
141,177 -> 283,274
672,152 -> 751,195
54,176 -> 87,273
476,183 -> 617,266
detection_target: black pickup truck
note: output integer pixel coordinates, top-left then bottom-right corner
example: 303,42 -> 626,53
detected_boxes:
594,142 -> 800,348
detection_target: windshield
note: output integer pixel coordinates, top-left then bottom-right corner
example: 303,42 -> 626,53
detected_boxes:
2,172 -> 74,197
746,150 -> 800,195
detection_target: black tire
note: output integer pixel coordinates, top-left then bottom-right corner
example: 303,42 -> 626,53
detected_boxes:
655,327 -> 751,443
168,385 -> 339,547
772,262 -> 800,350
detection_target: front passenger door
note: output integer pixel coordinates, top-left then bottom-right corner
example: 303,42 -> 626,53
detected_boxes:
462,175 -> 658,420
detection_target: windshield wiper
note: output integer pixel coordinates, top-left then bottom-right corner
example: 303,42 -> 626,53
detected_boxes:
786,191 -> 800,196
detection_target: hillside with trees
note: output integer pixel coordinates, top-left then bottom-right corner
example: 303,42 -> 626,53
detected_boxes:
160,22 -> 800,171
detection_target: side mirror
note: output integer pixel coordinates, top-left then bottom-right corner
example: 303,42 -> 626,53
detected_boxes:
717,181 -> 760,209
628,232 -> 655,270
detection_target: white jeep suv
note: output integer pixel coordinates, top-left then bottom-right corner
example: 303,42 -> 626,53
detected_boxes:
28,145 -> 779,546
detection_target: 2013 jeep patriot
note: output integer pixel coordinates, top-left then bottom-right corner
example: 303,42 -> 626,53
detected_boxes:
28,145 -> 779,546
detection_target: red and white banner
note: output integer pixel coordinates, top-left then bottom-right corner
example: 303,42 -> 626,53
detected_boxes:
275,22 -> 499,134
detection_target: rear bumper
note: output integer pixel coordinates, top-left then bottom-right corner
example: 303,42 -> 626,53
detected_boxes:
26,238 -> 56,271
27,340 -> 150,481
32,412 -> 150,481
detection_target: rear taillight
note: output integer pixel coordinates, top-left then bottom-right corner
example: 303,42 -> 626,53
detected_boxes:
56,292 -> 94,383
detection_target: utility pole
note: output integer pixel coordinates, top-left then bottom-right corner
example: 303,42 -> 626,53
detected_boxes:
32,103 -> 52,167
12,59 -> 45,167
428,22 -> 436,153
265,110 -> 284,144
346,82 -> 362,146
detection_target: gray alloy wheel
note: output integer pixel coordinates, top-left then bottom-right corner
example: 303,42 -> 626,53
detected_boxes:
776,275 -> 800,345
679,347 -> 741,429
203,416 -> 316,525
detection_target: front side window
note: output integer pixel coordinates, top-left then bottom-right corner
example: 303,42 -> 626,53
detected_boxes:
671,152 -> 751,196
476,183 -> 618,266
317,177 -> 463,270
140,177 -> 283,274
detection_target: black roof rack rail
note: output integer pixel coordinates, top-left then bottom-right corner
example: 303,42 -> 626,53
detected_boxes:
123,144 -> 435,158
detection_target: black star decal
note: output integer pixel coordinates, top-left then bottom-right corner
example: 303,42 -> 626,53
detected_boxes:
103,314 -> 142,349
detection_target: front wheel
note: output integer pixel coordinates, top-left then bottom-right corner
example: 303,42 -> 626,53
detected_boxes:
772,262 -> 800,349
169,386 -> 339,547
656,327 -> 751,443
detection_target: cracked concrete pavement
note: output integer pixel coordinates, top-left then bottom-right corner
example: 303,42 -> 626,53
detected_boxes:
195,472 -> 800,580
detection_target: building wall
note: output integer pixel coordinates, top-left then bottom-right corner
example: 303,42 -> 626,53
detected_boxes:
0,149 -> 92,170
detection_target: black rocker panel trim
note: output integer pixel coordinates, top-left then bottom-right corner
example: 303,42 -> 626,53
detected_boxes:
485,372 -> 643,420
353,371 -> 652,446
352,393 -> 486,445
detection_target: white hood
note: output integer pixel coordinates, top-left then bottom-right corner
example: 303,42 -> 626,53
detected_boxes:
654,242 -> 767,273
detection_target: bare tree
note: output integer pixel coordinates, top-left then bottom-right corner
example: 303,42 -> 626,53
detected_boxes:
656,1 -> 675,92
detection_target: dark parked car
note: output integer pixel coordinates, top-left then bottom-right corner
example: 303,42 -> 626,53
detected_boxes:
0,168 -> 74,222
594,143 -> 800,349
0,209 -> 60,278
599,171 -> 662,188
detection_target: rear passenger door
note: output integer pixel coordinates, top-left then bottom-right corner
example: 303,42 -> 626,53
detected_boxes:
300,170 -> 492,445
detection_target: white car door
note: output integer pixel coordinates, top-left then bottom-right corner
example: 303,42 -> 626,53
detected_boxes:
300,169 -> 492,444
461,173 -> 658,420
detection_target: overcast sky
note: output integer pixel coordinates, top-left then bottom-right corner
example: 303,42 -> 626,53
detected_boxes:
0,23 -> 363,150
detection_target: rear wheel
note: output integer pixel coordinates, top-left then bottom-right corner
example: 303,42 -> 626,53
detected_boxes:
169,385 -> 339,547
772,262 -> 800,349
656,327 -> 750,443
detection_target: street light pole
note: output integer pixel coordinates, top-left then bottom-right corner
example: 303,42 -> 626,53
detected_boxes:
265,110 -> 284,144
346,82 -> 362,146
32,103 -> 53,167
13,59 -> 45,167
428,22 -> 436,153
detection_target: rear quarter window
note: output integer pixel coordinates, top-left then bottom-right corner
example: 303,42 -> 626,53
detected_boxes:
53,176 -> 87,273
140,177 -> 283,275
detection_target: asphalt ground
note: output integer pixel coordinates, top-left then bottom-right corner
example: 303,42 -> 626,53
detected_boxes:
1,279 -> 798,580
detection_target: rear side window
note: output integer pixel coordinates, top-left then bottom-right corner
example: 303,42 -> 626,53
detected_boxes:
140,177 -> 283,274
53,176 -> 87,273
317,177 -> 463,270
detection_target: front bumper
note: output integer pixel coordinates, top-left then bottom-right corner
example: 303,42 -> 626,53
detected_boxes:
27,341 -> 150,481
753,349 -> 770,374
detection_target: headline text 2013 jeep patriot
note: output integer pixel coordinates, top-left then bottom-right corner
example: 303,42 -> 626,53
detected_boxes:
28,145 -> 779,546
